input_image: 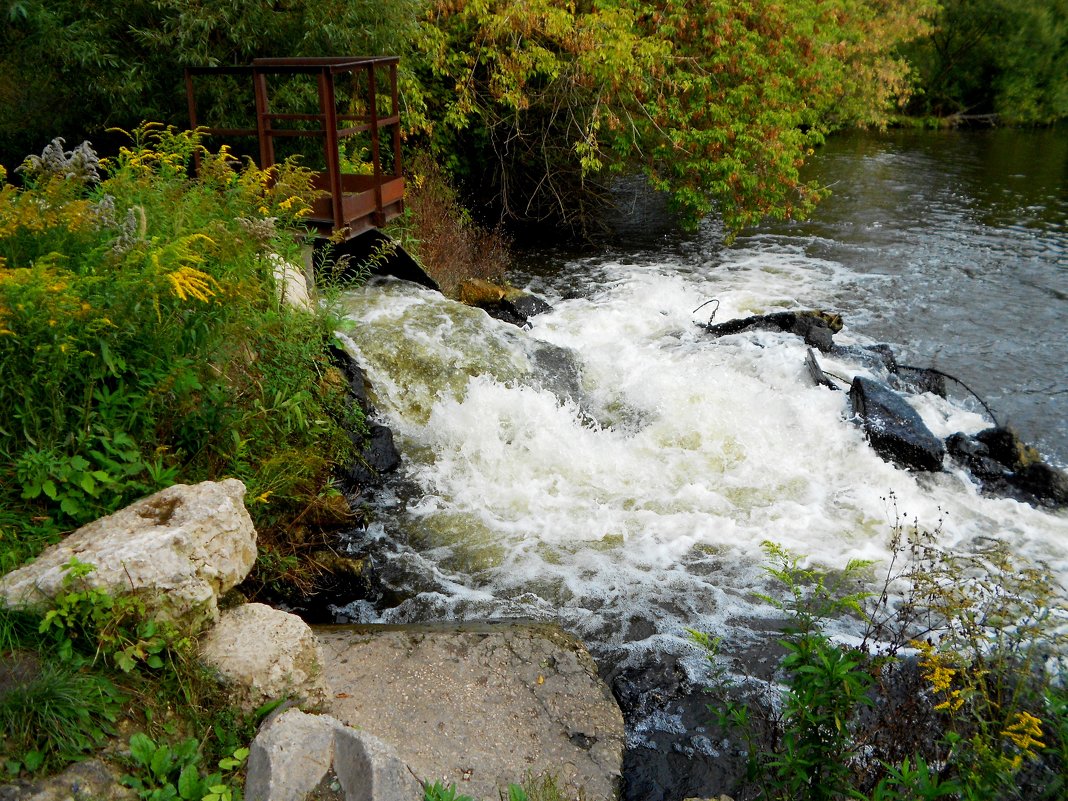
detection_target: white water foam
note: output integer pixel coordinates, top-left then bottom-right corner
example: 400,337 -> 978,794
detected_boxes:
335,251 -> 1068,674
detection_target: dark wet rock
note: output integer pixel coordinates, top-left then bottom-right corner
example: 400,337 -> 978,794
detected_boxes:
327,346 -> 402,493
830,343 -> 897,373
345,424 -> 402,489
459,279 -> 555,328
890,366 -> 947,398
1013,462 -> 1068,507
321,230 -> 438,291
974,426 -> 1042,470
503,289 -> 554,320
948,428 -> 1068,508
805,349 -> 840,390
850,377 -> 945,471
328,344 -> 370,410
945,433 -> 1011,480
705,310 -> 843,352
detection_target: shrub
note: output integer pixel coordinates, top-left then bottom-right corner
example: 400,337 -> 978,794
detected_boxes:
0,126 -> 362,568
696,524 -> 1067,800
390,152 -> 510,298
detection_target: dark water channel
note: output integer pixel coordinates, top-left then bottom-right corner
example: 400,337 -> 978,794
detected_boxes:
756,128 -> 1068,466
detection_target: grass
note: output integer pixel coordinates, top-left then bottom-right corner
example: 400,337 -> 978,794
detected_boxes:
387,152 -> 510,299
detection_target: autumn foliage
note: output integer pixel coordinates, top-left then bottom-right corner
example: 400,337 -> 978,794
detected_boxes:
410,0 -> 938,235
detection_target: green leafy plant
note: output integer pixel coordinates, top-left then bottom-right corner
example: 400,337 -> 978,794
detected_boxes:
121,731 -> 248,801
423,782 -> 477,801
695,529 -> 1067,800
1,127 -> 363,573
35,557 -> 180,672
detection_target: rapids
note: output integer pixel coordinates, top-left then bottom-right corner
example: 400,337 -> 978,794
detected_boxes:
329,128 -> 1067,799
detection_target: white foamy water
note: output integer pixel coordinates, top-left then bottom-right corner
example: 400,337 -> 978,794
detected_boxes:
334,248 -> 1068,673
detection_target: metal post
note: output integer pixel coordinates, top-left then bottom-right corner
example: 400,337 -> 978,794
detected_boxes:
319,67 -> 344,231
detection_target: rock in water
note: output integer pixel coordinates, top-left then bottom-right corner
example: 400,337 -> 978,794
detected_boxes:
850,377 -> 945,471
459,279 -> 555,328
344,423 -> 402,489
947,427 -> 1068,508
890,365 -> 947,398
0,479 -> 256,634
705,310 -> 843,352
804,348 -> 840,390
502,287 -> 554,320
315,622 -> 625,801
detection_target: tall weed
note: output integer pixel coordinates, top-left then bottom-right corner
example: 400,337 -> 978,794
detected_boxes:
696,521 -> 1067,800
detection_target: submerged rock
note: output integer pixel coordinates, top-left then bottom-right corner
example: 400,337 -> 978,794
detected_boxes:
829,343 -> 897,373
705,310 -> 843,352
890,365 -> 947,398
849,377 -> 945,471
0,479 -> 255,633
316,621 -> 625,801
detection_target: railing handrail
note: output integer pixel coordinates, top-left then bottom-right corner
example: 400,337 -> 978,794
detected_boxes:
184,56 -> 404,240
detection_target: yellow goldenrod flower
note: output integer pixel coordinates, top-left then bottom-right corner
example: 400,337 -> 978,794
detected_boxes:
914,640 -> 964,711
166,267 -> 220,303
1003,711 -> 1045,757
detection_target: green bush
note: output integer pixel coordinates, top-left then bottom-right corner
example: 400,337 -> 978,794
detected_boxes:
696,526 -> 1067,800
0,127 -> 362,567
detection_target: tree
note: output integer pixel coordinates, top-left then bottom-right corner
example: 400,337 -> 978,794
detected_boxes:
410,0 -> 937,236
0,0 -> 423,167
905,0 -> 1068,123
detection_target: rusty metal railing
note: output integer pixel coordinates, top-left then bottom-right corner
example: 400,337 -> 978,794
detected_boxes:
185,56 -> 404,240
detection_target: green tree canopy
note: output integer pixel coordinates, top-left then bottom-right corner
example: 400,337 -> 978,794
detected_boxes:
904,0 -> 1068,124
1,0 -> 937,238
409,0 -> 937,235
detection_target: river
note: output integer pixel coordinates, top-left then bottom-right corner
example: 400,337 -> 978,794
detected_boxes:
332,129 -> 1068,799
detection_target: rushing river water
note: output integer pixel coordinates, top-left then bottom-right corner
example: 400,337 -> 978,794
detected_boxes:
332,129 -> 1068,799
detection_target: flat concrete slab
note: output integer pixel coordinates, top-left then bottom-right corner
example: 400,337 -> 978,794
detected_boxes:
315,622 -> 624,801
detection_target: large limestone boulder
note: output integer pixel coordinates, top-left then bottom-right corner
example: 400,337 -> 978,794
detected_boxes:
199,603 -> 328,714
316,622 -> 625,801
0,480 -> 255,633
245,708 -> 422,801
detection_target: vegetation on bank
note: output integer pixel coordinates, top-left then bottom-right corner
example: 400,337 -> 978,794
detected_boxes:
2,1 -> 1063,236
0,0 -> 948,240
0,126 -> 363,587
695,517 -> 1067,801
901,0 -> 1068,125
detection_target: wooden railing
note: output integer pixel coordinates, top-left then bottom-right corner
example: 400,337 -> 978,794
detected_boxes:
185,56 -> 404,240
